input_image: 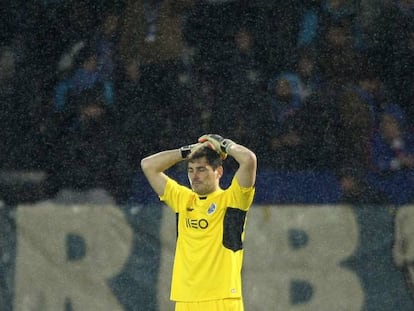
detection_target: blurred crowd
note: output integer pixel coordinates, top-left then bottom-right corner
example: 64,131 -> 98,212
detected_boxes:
1,0 -> 414,204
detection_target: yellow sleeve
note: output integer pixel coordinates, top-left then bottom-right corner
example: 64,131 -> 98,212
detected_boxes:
229,177 -> 255,211
159,177 -> 193,213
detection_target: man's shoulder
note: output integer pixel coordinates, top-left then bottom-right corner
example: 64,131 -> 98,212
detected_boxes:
165,177 -> 193,194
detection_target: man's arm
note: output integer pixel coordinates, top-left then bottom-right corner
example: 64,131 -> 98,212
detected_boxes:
140,143 -> 200,196
198,134 -> 257,188
227,143 -> 257,188
140,149 -> 183,196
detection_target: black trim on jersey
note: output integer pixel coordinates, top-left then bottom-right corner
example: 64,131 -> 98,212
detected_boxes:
223,208 -> 246,252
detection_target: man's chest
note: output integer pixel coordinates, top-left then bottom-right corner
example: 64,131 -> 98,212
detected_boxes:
180,198 -> 226,232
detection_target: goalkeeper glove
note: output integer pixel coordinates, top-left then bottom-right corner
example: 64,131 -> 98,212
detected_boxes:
198,134 -> 235,159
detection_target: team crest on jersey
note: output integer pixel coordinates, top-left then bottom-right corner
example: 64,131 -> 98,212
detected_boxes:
207,203 -> 217,215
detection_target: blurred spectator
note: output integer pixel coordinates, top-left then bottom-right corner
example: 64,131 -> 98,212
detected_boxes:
54,45 -> 114,113
367,107 -> 414,204
47,85 -> 130,203
217,25 -> 265,144
119,0 -> 195,153
320,0 -> 357,24
310,13 -> 372,173
365,0 -> 414,115
55,1 -> 97,75
334,85 -> 373,172
295,48 -> 322,100
120,0 -> 194,70
184,1 -> 241,81
268,72 -> 304,124
316,16 -> 361,83
235,25 -> 263,78
298,0 -> 364,50
269,73 -> 307,169
262,72 -> 333,169
116,58 -> 144,118
56,5 -> 123,80
115,57 -> 148,169
57,41 -> 86,78
56,1 -> 100,54
94,12 -> 122,82
387,22 -> 414,124
297,1 -> 321,49
298,0 -> 352,47
350,62 -> 389,123
370,108 -> 414,173
29,1 -> 105,93
332,58 -> 392,172
224,26 -> 263,91
184,70 -> 219,137
254,1 -> 302,77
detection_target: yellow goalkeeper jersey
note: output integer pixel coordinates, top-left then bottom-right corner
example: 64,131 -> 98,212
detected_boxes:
160,176 -> 255,302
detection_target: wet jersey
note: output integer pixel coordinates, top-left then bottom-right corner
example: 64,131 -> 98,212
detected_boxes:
159,176 -> 255,302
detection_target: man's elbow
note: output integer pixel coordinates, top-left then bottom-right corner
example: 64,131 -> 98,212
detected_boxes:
244,150 -> 257,168
140,157 -> 151,173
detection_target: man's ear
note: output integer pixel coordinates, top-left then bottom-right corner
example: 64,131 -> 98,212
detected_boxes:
216,166 -> 224,179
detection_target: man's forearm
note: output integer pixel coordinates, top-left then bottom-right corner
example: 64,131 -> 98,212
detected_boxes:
227,143 -> 257,188
227,143 -> 257,167
141,149 -> 183,174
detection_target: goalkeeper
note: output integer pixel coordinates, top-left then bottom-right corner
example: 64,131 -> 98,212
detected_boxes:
141,134 -> 257,311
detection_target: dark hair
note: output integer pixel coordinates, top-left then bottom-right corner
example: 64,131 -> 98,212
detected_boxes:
188,146 -> 222,169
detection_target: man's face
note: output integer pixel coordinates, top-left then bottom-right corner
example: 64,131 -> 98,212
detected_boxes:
187,157 -> 222,195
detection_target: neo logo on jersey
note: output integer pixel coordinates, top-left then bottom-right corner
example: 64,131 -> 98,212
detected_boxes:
185,218 -> 209,229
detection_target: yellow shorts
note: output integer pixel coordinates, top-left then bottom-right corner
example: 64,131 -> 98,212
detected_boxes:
175,298 -> 244,311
